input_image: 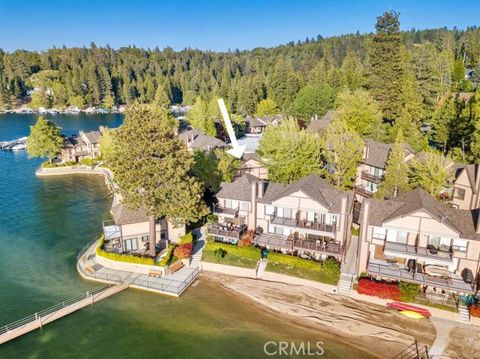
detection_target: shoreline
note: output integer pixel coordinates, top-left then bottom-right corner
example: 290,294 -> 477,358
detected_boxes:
201,271 -> 435,358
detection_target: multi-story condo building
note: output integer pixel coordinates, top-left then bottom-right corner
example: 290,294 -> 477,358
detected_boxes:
357,188 -> 479,295
448,163 -> 480,210
60,128 -> 103,163
355,140 -> 415,200
210,173 -> 353,260
234,153 -> 268,180
102,203 -> 185,255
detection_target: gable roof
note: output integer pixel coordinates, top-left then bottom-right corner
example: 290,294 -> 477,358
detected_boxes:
178,128 -> 226,151
260,174 -> 353,213
216,173 -> 259,202
111,203 -> 149,225
246,115 -> 284,128
81,130 -> 102,144
362,140 -> 414,169
453,163 -> 478,194
307,110 -> 336,133
216,173 -> 353,214
363,188 -> 480,240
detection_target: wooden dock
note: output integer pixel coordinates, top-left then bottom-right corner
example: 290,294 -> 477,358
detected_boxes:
0,283 -> 127,345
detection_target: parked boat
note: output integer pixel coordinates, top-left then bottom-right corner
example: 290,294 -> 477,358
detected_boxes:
387,302 -> 431,317
0,137 -> 28,151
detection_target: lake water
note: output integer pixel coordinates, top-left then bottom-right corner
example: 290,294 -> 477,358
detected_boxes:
0,113 -> 373,358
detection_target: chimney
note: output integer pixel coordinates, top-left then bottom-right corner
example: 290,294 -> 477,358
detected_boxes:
257,180 -> 264,199
364,144 -> 369,160
249,180 -> 258,231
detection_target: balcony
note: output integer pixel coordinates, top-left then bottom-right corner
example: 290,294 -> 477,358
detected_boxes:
207,223 -> 247,240
270,215 -> 336,234
383,241 -> 453,262
253,233 -> 343,257
367,262 -> 474,293
355,186 -> 374,198
213,205 -> 239,217
361,171 -> 384,184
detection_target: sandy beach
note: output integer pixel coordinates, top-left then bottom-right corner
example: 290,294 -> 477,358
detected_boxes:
202,272 -> 437,358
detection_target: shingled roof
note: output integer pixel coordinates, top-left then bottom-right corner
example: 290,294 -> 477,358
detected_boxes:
81,130 -> 102,144
362,140 -> 414,169
307,110 -> 336,133
111,203 -> 149,225
259,174 -> 354,213
363,188 -> 480,240
453,163 -> 478,194
178,128 -> 226,151
216,173 -> 353,213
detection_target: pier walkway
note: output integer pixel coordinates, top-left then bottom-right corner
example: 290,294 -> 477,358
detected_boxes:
0,283 -> 127,345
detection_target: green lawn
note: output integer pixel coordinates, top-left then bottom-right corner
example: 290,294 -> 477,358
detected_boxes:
265,259 -> 340,285
201,241 -> 341,284
202,241 -> 260,269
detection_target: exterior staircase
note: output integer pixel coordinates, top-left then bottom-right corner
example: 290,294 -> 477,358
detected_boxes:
256,258 -> 268,278
458,302 -> 470,323
337,273 -> 354,296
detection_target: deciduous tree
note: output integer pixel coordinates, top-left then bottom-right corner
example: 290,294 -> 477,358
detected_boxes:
26,116 -> 63,162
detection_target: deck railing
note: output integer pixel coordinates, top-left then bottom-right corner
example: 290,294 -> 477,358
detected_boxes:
384,241 -> 453,261
270,215 -> 336,233
129,266 -> 200,295
367,263 -> 474,292
361,171 -> 384,184
207,224 -> 247,239
0,284 -> 115,336
212,205 -> 239,217
355,186 -> 374,198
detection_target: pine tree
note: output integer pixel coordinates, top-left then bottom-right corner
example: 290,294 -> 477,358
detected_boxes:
367,11 -> 405,122
109,104 -> 208,257
374,130 -> 411,199
154,84 -> 170,109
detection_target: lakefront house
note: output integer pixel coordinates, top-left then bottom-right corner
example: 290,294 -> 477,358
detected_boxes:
357,188 -> 480,296
354,140 -> 415,200
102,203 -> 185,255
210,173 -> 353,261
60,127 -> 104,163
245,115 -> 283,135
178,127 -> 227,153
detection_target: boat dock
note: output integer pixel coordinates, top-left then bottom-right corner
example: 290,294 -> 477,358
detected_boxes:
0,283 -> 128,345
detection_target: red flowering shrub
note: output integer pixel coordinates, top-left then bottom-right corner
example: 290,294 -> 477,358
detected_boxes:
470,304 -> 480,318
238,230 -> 254,247
357,278 -> 401,300
174,243 -> 193,259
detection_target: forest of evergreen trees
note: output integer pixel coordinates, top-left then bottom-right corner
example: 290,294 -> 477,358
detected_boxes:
1,12 -> 480,163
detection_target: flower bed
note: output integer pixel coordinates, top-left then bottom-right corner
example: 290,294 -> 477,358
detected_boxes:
357,278 -> 402,300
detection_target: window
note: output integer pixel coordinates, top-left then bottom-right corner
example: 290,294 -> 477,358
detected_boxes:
225,200 -> 232,208
274,226 -> 283,235
265,205 -> 274,215
240,201 -> 249,211
141,235 -> 149,242
306,210 -> 315,222
428,236 -> 441,249
283,208 -> 292,219
124,238 -> 138,251
386,229 -> 397,242
454,187 -> 466,200
372,227 -> 386,240
452,239 -> 468,252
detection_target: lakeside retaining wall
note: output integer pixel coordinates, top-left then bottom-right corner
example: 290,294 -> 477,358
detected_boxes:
95,254 -> 166,276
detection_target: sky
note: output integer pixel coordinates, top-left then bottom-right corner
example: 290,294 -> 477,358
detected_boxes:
0,0 -> 479,52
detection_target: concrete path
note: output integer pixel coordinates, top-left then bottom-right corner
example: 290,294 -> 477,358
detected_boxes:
341,235 -> 358,275
429,317 -> 455,358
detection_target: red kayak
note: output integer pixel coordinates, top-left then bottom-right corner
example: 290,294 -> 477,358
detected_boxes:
387,302 -> 432,317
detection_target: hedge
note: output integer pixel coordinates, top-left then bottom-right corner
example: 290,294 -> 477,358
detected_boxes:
96,235 -> 156,266
158,244 -> 175,267
179,232 -> 194,244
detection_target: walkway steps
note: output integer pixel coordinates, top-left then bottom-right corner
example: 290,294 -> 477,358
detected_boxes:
0,284 -> 127,345
256,259 -> 268,278
458,302 -> 470,323
337,273 -> 354,296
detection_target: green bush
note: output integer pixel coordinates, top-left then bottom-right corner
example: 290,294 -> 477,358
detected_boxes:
158,244 -> 175,267
179,232 -> 194,244
399,282 -> 420,302
206,214 -> 218,223
214,248 -> 227,260
42,160 -> 77,168
81,157 -> 95,166
96,235 -> 156,266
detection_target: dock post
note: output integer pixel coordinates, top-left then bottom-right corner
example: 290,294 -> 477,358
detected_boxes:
36,313 -> 42,332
